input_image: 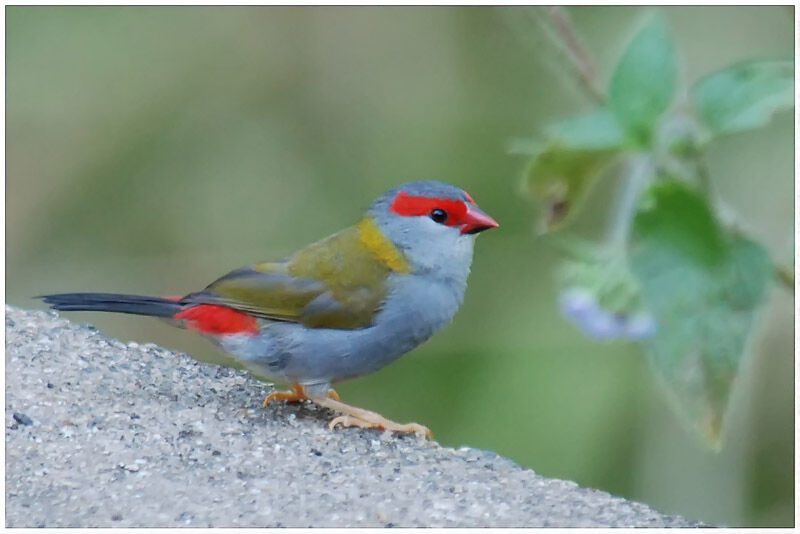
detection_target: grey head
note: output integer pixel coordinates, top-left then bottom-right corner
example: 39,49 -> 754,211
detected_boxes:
366,180 -> 498,281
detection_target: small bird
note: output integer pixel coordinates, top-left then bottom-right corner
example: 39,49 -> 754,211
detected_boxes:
41,180 -> 498,437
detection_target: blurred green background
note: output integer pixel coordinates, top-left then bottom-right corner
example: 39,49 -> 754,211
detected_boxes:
6,6 -> 794,526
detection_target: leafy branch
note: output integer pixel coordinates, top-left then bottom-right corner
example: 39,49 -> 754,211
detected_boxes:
512,8 -> 794,448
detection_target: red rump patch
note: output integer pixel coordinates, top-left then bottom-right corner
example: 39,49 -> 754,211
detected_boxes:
389,191 -> 467,227
174,304 -> 258,335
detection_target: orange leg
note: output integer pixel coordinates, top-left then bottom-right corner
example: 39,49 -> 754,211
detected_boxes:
262,384 -> 307,406
262,384 -> 339,406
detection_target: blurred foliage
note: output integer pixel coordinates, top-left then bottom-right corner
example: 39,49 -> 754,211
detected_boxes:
692,59 -> 794,135
608,15 -> 676,144
6,6 -> 794,527
631,181 -> 772,447
518,9 -> 792,451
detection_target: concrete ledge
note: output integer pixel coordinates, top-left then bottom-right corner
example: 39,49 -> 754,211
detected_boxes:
5,306 -> 700,527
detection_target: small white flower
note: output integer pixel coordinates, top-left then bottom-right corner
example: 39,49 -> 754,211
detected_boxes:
558,286 -> 657,341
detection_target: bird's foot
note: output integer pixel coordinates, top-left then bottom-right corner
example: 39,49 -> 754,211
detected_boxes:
328,414 -> 432,438
310,395 -> 432,439
262,384 -> 339,406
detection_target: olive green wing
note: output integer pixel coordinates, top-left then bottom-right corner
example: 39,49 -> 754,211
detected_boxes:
182,222 -> 399,329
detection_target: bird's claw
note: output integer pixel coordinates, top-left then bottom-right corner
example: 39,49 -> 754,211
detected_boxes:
263,386 -> 431,439
329,414 -> 432,439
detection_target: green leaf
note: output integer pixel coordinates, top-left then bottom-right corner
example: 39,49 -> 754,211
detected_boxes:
523,143 -> 618,233
522,108 -> 628,233
609,14 -> 677,144
629,181 -> 772,447
691,58 -> 794,135
545,108 -> 628,150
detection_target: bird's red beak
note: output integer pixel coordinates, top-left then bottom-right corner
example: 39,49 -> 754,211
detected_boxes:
460,203 -> 499,235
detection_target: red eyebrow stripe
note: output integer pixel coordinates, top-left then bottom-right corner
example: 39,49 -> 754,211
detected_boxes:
389,191 -> 467,226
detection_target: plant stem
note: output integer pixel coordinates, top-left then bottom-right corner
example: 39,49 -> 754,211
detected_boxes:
608,154 -> 653,250
542,6 -> 605,104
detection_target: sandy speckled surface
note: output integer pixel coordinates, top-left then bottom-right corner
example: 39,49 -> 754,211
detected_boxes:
5,306 -> 700,527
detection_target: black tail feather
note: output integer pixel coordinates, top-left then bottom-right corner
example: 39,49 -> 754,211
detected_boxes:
39,292 -> 182,318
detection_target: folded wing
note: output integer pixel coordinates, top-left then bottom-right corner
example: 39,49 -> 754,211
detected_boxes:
181,223 -> 397,329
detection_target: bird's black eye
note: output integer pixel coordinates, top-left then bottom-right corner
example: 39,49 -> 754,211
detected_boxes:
429,208 -> 448,224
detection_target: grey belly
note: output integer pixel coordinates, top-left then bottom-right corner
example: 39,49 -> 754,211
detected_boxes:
217,273 -> 464,387
220,320 -> 432,386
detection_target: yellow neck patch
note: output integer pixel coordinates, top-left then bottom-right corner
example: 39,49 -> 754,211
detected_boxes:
357,217 -> 410,273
